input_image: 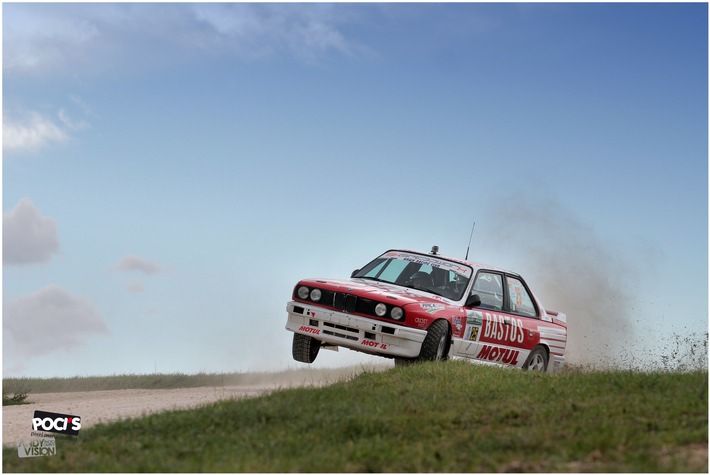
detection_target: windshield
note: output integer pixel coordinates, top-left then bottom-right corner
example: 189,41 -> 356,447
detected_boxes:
353,250 -> 472,301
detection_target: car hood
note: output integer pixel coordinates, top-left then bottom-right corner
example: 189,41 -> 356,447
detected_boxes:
299,277 -> 457,306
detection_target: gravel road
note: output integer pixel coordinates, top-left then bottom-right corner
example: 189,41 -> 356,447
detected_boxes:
3,382 -> 299,447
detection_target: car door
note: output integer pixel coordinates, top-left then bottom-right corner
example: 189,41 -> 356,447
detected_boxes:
458,270 -> 505,359
471,271 -> 538,368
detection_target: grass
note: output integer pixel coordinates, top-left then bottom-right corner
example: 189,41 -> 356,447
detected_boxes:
3,361 -> 707,472
2,392 -> 30,406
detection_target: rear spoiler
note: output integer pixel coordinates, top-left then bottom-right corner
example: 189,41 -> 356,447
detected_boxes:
544,309 -> 567,328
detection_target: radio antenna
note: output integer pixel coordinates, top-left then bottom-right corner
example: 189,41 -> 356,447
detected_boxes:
465,222 -> 476,260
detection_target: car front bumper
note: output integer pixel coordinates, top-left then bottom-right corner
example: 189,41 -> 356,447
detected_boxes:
285,301 -> 427,359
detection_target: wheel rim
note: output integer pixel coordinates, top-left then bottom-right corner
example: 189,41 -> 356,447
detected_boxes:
528,352 -> 546,371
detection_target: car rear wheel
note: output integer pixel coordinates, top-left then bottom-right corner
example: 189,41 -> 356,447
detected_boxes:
418,320 -> 450,362
292,333 -> 320,363
523,346 -> 548,371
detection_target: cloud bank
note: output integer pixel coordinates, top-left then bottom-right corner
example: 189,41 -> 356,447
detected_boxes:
3,198 -> 60,266
3,285 -> 110,360
4,3 -> 364,78
2,112 -> 68,153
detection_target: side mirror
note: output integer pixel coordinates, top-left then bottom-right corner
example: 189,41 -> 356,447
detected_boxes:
465,293 -> 482,308
351,269 -> 360,278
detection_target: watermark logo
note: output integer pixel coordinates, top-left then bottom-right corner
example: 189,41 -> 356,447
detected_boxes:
17,437 -> 56,458
32,410 -> 81,436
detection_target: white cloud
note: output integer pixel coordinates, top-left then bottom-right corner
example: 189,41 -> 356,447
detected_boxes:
110,255 -> 163,275
3,3 -> 365,77
3,112 -> 69,153
190,3 -> 356,61
3,285 -> 110,360
3,198 -> 60,266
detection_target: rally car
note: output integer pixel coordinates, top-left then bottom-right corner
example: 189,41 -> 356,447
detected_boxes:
285,247 -> 567,372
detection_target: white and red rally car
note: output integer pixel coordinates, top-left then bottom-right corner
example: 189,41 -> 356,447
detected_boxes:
285,247 -> 567,372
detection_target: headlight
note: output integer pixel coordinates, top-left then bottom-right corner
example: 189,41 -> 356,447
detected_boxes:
391,307 -> 404,321
297,286 -> 310,299
310,288 -> 322,302
375,303 -> 387,317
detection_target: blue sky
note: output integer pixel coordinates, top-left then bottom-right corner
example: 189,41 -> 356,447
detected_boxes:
3,3 -> 707,377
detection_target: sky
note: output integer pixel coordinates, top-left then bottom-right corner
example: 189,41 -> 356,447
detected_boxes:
3,2 -> 707,377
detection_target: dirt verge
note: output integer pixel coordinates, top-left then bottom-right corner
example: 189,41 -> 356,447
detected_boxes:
4,382 -> 296,446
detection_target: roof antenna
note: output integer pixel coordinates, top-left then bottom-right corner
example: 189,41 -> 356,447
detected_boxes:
464,222 -> 476,260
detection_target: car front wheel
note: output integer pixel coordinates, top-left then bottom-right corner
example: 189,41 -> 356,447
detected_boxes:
523,346 -> 548,371
292,333 -> 320,363
418,320 -> 450,362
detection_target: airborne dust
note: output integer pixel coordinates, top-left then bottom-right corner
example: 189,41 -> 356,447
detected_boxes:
480,192 -> 707,371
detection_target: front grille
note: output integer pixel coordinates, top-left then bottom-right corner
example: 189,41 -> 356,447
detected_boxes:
294,287 -> 405,322
334,293 -> 358,312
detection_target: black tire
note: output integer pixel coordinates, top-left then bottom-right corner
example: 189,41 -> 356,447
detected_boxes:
418,320 -> 450,362
523,345 -> 548,371
394,357 -> 414,367
292,333 -> 320,363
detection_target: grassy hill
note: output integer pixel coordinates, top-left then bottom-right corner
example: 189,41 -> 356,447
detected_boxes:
3,361 -> 707,472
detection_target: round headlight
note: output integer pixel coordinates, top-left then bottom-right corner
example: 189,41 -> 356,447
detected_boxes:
297,286 -> 310,299
375,303 -> 387,317
310,288 -> 322,302
391,307 -> 404,321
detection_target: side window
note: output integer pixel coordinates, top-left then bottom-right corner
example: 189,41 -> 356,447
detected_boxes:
471,272 -> 503,311
506,276 -> 537,318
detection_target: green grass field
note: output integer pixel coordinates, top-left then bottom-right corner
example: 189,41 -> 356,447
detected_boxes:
3,361 -> 707,472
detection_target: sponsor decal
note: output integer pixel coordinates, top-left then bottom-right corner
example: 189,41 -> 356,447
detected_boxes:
17,438 -> 56,458
298,325 -> 320,335
361,339 -> 388,350
420,303 -> 445,314
414,317 -> 428,328
466,310 -> 483,326
476,345 -> 520,365
464,311 -> 483,341
482,314 -> 524,344
382,252 -> 472,278
32,411 -> 81,437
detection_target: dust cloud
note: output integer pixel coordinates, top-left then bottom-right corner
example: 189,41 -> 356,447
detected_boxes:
480,193 -> 638,369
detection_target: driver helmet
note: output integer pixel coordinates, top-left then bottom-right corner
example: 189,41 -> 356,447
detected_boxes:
408,271 -> 433,289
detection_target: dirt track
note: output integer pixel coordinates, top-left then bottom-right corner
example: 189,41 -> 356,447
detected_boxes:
3,383 -> 294,447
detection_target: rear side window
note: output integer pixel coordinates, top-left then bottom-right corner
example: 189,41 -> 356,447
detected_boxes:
506,276 -> 537,318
